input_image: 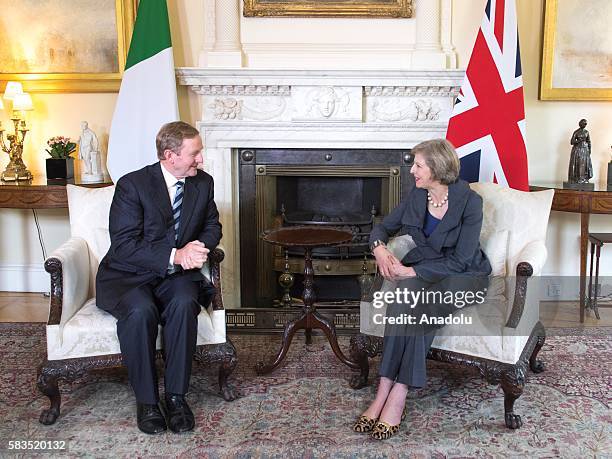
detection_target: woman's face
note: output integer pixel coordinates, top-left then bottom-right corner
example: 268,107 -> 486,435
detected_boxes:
410,152 -> 436,189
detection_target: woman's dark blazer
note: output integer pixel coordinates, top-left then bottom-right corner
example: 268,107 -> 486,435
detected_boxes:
369,179 -> 492,283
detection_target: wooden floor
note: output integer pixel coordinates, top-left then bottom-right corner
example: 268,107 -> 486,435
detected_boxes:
1,291 -> 610,328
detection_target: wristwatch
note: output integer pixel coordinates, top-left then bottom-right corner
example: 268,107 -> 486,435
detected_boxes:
370,240 -> 386,251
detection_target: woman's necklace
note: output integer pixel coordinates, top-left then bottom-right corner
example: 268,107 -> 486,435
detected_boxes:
427,191 -> 448,208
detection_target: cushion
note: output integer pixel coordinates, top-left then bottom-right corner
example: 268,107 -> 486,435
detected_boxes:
480,229 -> 508,277
66,184 -> 115,269
470,183 -> 554,275
360,294 -> 529,364
47,298 -> 226,360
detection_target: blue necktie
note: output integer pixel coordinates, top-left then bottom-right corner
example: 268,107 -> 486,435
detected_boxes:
172,181 -> 184,242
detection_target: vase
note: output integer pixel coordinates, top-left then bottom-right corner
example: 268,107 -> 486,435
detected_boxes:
46,158 -> 74,179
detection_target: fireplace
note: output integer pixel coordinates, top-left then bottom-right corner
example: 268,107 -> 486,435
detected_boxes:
238,148 -> 413,307
177,68 -> 463,308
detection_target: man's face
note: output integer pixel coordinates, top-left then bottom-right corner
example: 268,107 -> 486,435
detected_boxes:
165,136 -> 203,179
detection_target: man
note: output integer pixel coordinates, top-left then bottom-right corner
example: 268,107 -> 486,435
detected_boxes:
78,121 -> 102,178
96,121 -> 222,434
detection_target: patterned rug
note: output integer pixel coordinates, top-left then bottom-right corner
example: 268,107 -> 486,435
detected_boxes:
0,323 -> 610,458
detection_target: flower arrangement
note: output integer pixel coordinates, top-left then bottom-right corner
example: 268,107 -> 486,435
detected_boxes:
45,136 -> 76,159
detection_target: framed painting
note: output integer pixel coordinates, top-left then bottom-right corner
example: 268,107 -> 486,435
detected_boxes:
243,0 -> 413,18
0,0 -> 136,93
540,0 -> 612,100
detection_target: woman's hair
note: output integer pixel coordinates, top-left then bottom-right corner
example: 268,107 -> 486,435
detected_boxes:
412,138 -> 460,185
156,121 -> 200,160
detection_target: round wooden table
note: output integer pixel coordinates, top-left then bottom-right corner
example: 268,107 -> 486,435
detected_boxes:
255,226 -> 361,374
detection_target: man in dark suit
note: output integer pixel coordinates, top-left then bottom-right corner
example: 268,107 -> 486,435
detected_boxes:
96,121 -> 222,434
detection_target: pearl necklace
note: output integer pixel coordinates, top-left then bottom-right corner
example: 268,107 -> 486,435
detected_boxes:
427,191 -> 448,208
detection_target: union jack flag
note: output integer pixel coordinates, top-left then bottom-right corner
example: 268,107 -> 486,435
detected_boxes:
446,0 -> 529,191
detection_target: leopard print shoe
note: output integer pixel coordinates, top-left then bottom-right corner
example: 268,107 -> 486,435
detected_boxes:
370,420 -> 400,440
352,415 -> 377,433
370,408 -> 407,440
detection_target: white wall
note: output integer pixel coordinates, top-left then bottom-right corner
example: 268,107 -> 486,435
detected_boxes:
1,0 -> 610,293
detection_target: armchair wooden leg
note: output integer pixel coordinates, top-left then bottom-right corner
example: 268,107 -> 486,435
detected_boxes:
500,364 -> 527,429
37,361 -> 61,425
348,334 -> 384,389
529,324 -> 546,373
193,340 -> 238,402
218,339 -> 238,401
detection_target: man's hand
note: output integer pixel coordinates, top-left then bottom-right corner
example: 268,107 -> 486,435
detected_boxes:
174,241 -> 209,270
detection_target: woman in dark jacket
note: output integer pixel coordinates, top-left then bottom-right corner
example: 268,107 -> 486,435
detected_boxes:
353,139 -> 492,440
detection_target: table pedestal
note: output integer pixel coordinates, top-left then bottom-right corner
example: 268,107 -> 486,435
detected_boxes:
255,247 -> 360,374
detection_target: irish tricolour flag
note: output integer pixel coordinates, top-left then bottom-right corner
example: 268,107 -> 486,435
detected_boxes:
107,0 -> 179,181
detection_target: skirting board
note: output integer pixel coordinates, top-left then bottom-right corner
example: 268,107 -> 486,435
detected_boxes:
0,264 -> 48,292
540,276 -> 612,301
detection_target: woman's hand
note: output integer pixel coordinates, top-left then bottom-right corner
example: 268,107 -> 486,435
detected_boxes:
388,264 -> 417,281
373,245 -> 403,280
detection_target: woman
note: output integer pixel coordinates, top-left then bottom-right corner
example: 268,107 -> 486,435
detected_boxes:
353,139 -> 492,440
567,119 -> 592,184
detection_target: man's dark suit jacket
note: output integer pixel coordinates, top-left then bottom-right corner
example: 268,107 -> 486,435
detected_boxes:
96,162 -> 222,315
369,179 -> 491,284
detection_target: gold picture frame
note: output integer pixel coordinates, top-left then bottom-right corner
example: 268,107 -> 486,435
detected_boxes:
540,0 -> 612,100
243,0 -> 413,18
0,0 -> 137,93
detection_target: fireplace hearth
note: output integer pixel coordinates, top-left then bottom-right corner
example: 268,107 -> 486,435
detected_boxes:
239,148 -> 413,307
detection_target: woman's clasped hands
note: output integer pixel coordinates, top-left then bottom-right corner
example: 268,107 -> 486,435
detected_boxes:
372,246 -> 416,281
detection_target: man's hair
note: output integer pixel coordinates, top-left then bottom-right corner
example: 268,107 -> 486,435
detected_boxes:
156,121 -> 200,160
411,138 -> 460,185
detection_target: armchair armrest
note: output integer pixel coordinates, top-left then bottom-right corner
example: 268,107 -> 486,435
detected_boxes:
44,237 -> 91,326
505,241 -> 547,329
512,240 -> 548,277
207,246 -> 225,311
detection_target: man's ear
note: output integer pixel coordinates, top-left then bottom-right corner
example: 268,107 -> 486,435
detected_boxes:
163,149 -> 174,161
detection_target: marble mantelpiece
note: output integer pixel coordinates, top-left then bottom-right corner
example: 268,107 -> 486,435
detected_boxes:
177,68 -> 464,308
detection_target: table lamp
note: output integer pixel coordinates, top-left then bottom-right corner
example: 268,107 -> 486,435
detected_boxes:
0,81 -> 34,181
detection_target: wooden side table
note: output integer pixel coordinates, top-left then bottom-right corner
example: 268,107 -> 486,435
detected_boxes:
531,182 -> 612,322
256,226 -> 361,374
0,177 -> 112,209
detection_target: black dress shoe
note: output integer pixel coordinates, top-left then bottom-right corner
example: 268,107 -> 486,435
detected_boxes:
136,403 -> 167,435
164,394 -> 195,433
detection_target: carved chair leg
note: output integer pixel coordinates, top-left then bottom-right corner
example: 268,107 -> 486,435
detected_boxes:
529,326 -> 546,373
500,364 -> 526,429
193,340 -> 238,402
37,362 -> 61,425
349,334 -> 382,389
218,339 -> 238,402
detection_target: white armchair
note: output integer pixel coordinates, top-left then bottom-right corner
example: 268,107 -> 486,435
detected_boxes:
351,182 -> 555,429
37,184 -> 237,425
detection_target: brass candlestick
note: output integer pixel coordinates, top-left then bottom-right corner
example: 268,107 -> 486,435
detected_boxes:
278,249 -> 295,307
0,117 -> 33,181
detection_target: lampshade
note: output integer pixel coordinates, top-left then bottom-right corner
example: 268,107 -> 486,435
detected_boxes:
0,98 -> 3,110
3,81 -> 24,100
12,93 -> 33,111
